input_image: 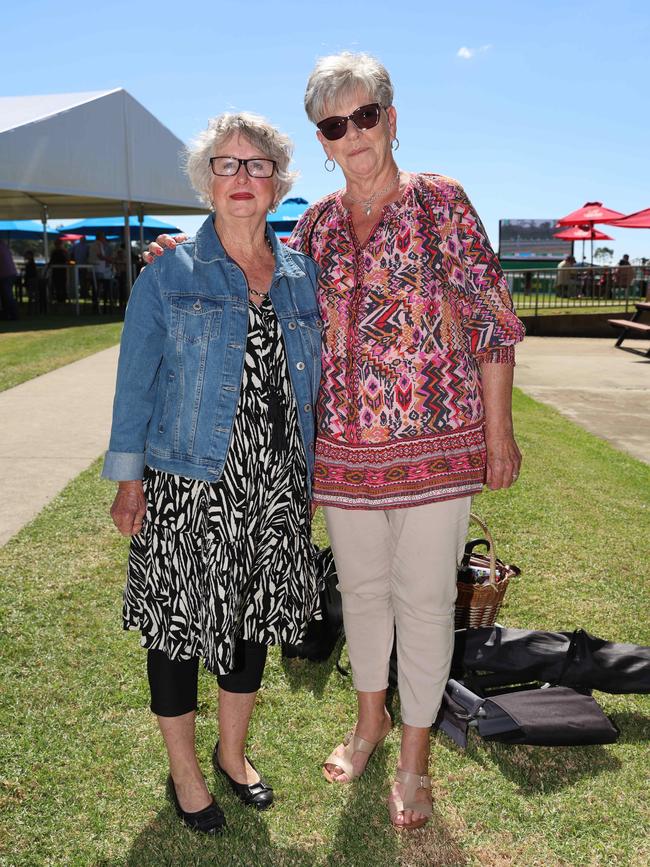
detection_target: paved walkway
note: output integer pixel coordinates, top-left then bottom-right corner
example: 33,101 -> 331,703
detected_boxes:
0,345 -> 119,547
515,337 -> 650,465
0,336 -> 648,548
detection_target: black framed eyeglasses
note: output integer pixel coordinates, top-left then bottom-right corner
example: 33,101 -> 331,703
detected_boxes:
209,156 -> 277,178
316,103 -> 384,141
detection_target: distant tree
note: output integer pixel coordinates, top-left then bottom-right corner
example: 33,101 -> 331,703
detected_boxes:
594,247 -> 614,265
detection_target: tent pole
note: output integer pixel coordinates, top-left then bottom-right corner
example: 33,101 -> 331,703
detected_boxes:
138,205 -> 144,255
42,206 -> 49,259
124,203 -> 133,299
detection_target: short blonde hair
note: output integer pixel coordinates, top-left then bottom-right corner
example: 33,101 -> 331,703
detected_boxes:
304,52 -> 394,123
185,112 -> 298,209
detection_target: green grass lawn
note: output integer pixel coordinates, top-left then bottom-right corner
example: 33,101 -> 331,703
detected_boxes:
1,390 -> 648,866
0,315 -> 123,392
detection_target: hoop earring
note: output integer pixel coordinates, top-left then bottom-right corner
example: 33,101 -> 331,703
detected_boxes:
324,157 -> 336,172
391,138 -> 400,151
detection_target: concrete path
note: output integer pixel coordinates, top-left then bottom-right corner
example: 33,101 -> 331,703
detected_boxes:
0,345 -> 119,547
515,337 -> 650,465
0,335 -> 648,548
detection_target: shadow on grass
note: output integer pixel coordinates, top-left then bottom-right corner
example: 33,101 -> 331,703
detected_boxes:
323,747 -> 469,867
460,731 -> 621,794
111,800 -> 319,867
607,710 -> 650,744
279,640 -> 349,699
0,309 -> 123,333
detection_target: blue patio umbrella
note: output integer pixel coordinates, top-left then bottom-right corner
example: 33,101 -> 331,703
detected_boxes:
0,220 -> 60,240
61,216 -> 183,242
267,197 -> 309,237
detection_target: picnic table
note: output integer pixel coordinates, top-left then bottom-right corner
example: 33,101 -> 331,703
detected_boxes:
608,302 -> 650,357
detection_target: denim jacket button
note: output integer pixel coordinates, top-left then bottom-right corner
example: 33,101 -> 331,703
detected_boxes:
193,299 -> 202,311
308,443 -> 314,451
288,321 -> 297,330
303,403 -> 312,413
296,361 -> 305,371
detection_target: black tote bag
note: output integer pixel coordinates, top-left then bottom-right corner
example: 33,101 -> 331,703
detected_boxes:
282,546 -> 343,662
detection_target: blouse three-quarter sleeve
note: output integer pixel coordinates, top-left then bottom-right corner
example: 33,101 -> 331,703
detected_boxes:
454,185 -> 525,364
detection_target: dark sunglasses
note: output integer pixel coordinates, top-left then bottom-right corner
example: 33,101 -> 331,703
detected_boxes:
316,103 -> 383,141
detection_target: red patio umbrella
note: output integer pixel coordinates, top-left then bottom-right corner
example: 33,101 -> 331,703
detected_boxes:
557,202 -> 625,265
554,227 -> 614,241
554,226 -> 614,264
557,201 -> 625,226
604,207 -> 650,229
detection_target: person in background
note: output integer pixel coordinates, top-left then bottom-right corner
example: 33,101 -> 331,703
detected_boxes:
616,254 -> 635,293
88,231 -> 113,311
556,253 -> 576,297
0,239 -> 19,320
112,243 -> 129,310
47,238 -> 70,305
22,249 -> 39,311
72,235 -> 90,299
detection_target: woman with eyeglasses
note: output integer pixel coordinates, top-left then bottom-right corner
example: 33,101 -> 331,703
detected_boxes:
288,52 -> 525,831
103,112 -> 322,834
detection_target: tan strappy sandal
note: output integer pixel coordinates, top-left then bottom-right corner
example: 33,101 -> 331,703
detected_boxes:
322,729 -> 388,783
388,769 -> 433,830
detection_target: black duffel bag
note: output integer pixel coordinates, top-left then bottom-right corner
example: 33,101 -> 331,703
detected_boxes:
452,626 -> 650,694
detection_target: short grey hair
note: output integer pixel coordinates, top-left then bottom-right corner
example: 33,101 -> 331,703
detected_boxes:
304,52 -> 394,123
185,112 -> 298,209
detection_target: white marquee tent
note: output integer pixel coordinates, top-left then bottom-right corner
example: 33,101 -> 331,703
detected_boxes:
0,89 -> 206,287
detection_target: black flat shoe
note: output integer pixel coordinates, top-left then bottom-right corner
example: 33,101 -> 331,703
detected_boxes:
212,742 -> 274,810
167,775 -> 226,835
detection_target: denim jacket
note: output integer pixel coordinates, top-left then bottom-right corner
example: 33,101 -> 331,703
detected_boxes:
102,216 -> 322,491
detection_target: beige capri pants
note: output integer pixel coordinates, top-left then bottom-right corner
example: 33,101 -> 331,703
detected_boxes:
323,496 -> 472,728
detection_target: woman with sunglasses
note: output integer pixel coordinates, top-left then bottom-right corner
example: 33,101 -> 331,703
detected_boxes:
103,112 -> 322,834
289,52 -> 525,831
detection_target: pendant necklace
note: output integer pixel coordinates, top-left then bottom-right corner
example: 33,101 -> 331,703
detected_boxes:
247,234 -> 274,301
345,169 -> 400,216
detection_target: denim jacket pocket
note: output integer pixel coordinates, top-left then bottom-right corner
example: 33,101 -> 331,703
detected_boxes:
170,295 -> 224,345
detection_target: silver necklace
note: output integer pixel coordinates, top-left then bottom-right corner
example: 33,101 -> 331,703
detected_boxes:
345,169 -> 400,216
248,234 -> 274,300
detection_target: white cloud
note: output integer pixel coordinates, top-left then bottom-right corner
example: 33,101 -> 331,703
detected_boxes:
457,44 -> 492,60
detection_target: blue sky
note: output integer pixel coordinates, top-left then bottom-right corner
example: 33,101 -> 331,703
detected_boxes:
3,0 -> 649,261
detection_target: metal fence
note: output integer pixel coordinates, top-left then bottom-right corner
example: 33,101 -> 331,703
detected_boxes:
504,266 -> 650,315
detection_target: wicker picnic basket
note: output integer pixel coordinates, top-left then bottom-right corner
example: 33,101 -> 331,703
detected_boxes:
455,513 -> 520,629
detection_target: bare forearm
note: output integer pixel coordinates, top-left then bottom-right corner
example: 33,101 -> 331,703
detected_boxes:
481,361 -> 514,436
480,361 -> 521,490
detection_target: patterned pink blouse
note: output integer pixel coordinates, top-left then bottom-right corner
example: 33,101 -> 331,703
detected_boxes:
288,173 -> 525,509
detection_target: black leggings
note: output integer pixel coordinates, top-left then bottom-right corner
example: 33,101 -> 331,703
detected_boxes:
147,639 -> 268,717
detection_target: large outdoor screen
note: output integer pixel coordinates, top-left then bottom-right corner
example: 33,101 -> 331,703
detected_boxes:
499,219 -> 571,259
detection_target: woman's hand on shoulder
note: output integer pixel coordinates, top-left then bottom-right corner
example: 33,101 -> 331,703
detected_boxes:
485,430 -> 522,490
142,233 -> 188,265
110,480 -> 147,536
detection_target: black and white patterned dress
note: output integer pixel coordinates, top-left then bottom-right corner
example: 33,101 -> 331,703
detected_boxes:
124,298 -> 319,675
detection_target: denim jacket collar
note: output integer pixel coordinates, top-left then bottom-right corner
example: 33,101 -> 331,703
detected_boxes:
194,214 -> 304,279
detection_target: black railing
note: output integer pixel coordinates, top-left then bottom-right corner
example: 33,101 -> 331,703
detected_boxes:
504,266 -> 650,316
